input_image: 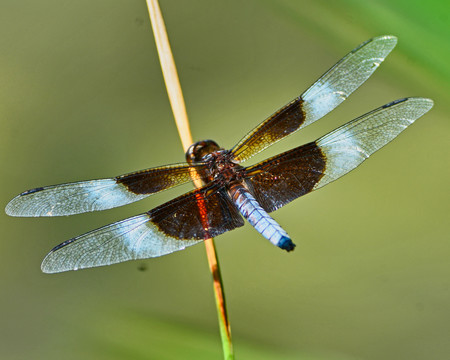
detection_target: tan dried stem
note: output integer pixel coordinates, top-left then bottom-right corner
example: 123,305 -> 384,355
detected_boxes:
145,1 -> 233,358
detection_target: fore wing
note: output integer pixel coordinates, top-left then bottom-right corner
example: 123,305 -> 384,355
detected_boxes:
231,35 -> 398,163
6,163 -> 207,217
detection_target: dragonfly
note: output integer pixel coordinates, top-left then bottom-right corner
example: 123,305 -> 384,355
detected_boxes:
6,35 -> 433,273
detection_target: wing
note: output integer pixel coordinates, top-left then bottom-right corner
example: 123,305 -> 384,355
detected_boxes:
41,183 -> 244,273
6,163 -> 208,217
245,98 -> 433,212
231,35 -> 398,163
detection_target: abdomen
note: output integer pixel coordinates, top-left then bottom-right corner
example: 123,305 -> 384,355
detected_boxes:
228,183 -> 295,251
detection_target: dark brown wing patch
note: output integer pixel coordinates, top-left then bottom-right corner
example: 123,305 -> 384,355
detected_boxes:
149,184 -> 244,240
116,163 -> 207,195
245,142 -> 326,212
231,98 -> 305,163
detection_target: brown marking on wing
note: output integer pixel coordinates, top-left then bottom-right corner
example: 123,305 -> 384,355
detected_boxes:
231,98 -> 305,163
245,142 -> 326,212
148,184 -> 244,240
116,163 -> 208,195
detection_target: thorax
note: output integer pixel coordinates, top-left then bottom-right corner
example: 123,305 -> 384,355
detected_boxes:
185,140 -> 245,186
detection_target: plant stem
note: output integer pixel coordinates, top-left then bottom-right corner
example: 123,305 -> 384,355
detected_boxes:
145,1 -> 233,358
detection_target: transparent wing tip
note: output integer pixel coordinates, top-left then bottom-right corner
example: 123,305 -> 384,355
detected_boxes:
5,196 -> 27,217
363,35 -> 398,52
41,255 -> 77,274
375,34 -> 397,41
414,97 -> 434,115
403,97 -> 434,112
380,97 -> 434,120
5,200 -> 15,216
421,97 -> 434,108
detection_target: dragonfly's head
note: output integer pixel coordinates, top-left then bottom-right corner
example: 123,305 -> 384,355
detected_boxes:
186,140 -> 221,163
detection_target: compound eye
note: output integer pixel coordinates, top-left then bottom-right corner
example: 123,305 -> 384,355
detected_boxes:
186,140 -> 221,163
194,143 -> 203,153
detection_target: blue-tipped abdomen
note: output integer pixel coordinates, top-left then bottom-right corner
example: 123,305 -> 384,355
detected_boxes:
229,184 -> 294,251
278,236 -> 296,252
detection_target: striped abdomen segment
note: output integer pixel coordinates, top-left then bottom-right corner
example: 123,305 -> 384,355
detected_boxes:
229,184 -> 295,251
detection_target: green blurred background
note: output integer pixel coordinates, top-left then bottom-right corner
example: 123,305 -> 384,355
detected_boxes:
1,0 -> 448,359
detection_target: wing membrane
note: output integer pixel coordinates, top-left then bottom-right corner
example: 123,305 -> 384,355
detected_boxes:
314,98 -> 433,188
6,163 -> 207,217
246,98 -> 433,212
41,183 -> 244,273
149,183 -> 244,240
41,214 -> 203,273
231,35 -> 398,162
